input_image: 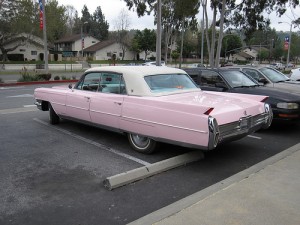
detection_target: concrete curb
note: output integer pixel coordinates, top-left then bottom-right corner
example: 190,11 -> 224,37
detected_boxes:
0,79 -> 78,87
103,151 -> 204,191
128,143 -> 300,225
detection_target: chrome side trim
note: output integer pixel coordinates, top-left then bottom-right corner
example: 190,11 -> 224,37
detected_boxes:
90,109 -> 121,118
121,115 -> 208,134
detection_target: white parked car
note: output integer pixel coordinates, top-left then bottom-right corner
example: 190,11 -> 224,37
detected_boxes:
270,63 -> 284,70
142,61 -> 166,66
290,68 -> 300,81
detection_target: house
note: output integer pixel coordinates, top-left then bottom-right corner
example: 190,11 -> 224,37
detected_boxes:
0,33 -> 47,61
83,40 -> 144,61
231,51 -> 254,62
54,34 -> 100,58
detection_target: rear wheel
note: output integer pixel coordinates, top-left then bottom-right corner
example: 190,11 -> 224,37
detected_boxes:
49,103 -> 60,125
127,133 -> 157,154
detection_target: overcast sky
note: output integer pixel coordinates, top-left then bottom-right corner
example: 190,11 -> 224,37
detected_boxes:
56,0 -> 300,32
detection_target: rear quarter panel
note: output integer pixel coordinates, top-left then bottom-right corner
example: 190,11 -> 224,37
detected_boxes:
120,96 -> 210,147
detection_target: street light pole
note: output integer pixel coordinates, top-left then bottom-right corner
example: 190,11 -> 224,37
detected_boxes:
278,21 -> 292,68
287,23 -> 292,68
81,21 -> 88,60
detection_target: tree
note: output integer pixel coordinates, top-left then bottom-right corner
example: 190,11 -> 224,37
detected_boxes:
65,5 -> 77,35
44,0 -> 68,43
91,6 -> 109,40
173,0 -> 199,68
134,29 -> 156,60
0,0 -> 36,61
221,34 -> 242,60
114,9 -> 131,60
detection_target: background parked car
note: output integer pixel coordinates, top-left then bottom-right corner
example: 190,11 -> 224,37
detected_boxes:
184,68 -> 300,122
223,66 -> 300,94
290,68 -> 300,81
270,63 -> 284,70
142,61 -> 166,66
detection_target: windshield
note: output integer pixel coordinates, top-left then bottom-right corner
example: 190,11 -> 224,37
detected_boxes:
220,70 -> 258,88
144,74 -> 198,93
259,67 -> 289,82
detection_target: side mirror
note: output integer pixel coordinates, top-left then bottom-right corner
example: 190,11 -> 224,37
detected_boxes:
68,84 -> 73,89
258,78 -> 268,85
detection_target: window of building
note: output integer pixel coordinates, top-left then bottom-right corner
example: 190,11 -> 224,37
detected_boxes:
20,49 -> 26,52
31,51 -> 37,55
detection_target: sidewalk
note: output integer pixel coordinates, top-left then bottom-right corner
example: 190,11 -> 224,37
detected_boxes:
129,143 -> 300,225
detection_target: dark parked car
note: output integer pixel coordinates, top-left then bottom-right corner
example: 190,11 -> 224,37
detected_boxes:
223,66 -> 300,94
184,68 -> 300,121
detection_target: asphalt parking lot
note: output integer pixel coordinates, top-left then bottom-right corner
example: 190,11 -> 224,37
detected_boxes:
1,84 -> 300,225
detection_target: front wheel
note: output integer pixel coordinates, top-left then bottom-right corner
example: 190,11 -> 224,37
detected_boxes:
49,103 -> 60,125
127,133 -> 157,154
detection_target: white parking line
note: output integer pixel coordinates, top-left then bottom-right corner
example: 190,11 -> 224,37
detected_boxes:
247,135 -> 262,139
0,107 -> 38,114
33,118 -> 151,166
7,94 -> 34,98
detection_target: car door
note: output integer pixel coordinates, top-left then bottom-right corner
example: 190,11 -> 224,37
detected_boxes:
89,72 -> 126,129
66,72 -> 101,122
242,68 -> 269,84
198,70 -> 228,92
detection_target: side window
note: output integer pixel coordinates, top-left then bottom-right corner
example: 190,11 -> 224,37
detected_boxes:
200,71 -> 224,87
76,73 -> 101,91
243,69 -> 263,82
99,73 -> 126,94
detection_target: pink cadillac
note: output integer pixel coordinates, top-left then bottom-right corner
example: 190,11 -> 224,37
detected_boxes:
34,66 -> 273,154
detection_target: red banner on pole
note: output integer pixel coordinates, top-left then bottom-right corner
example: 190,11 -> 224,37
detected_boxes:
39,0 -> 43,30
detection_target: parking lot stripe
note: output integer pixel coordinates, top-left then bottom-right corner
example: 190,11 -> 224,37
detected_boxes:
103,151 -> 204,190
247,135 -> 262,139
33,118 -> 151,166
0,107 -> 38,114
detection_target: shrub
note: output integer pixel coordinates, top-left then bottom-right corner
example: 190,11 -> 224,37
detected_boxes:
37,73 -> 51,81
61,75 -> 67,80
54,75 -> 60,80
0,78 -> 3,83
18,67 -> 39,82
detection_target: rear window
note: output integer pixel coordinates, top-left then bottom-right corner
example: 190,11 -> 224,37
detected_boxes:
144,74 -> 197,93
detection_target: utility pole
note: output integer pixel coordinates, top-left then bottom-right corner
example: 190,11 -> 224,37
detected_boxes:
156,0 -> 162,66
42,0 -> 48,74
200,1 -> 205,66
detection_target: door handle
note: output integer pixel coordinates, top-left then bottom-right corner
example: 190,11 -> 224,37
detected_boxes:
114,102 -> 122,105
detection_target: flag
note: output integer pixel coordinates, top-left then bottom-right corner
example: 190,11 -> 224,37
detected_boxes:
39,0 -> 43,30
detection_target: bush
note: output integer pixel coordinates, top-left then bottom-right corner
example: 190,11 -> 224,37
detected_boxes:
18,67 -> 39,82
37,73 -> 51,81
54,75 -> 60,80
0,78 -> 3,83
61,75 -> 67,80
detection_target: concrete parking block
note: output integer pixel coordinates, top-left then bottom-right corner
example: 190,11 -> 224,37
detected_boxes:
103,151 -> 204,190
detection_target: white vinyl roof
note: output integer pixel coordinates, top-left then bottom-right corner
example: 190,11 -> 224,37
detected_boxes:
84,66 -> 198,97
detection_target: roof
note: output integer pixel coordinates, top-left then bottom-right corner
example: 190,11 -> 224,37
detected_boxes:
84,66 -> 194,97
83,40 -> 116,52
236,51 -> 254,59
54,34 -> 99,43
